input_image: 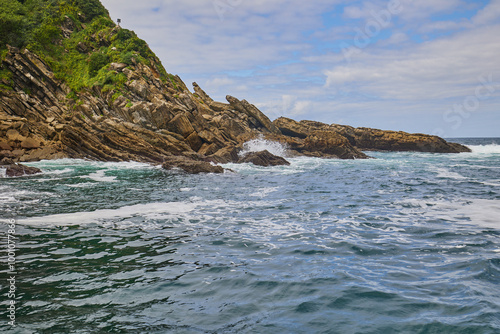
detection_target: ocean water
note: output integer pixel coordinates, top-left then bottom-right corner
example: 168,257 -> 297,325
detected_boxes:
1,138 -> 500,333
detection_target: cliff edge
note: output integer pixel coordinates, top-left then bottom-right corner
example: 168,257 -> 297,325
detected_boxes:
0,0 -> 470,169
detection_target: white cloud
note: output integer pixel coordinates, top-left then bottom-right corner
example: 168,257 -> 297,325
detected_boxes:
99,0 -> 500,136
472,0 -> 500,25
205,77 -> 235,88
324,23 -> 500,101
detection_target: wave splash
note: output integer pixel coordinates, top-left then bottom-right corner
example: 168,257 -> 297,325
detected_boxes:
468,144 -> 500,154
239,136 -> 289,157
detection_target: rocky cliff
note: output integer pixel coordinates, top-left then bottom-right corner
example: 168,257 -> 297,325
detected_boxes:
0,45 -> 281,164
0,0 -> 470,172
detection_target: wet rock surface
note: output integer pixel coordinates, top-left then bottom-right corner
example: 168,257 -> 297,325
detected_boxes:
1,158 -> 42,177
161,156 -> 225,174
238,150 -> 290,167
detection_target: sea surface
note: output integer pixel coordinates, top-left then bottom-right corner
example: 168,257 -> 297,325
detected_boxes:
1,138 -> 500,333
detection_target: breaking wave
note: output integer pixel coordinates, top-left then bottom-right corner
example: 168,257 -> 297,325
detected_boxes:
239,136 -> 289,157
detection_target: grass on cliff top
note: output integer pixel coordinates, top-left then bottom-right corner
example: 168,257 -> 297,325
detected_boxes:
0,0 -> 180,96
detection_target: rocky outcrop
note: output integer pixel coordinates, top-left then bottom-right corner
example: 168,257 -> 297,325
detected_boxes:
238,150 -> 290,167
274,117 -> 471,154
0,158 -> 41,177
269,118 -> 368,159
162,156 -> 224,174
0,11 -> 470,175
0,45 -> 280,164
328,123 -> 471,153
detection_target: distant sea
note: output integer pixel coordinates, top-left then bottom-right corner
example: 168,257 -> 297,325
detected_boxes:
1,138 -> 499,333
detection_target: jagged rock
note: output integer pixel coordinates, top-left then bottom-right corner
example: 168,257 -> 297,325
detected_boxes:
0,16 -> 469,168
109,63 -> 128,72
167,114 -> 195,138
193,82 -> 213,104
162,156 -> 224,174
238,150 -> 290,167
271,118 -> 368,159
1,158 -> 42,177
0,141 -> 12,150
226,95 -> 280,134
6,129 -> 24,142
328,124 -> 471,153
208,145 -> 240,164
21,137 -> 41,149
0,158 -> 15,165
128,80 -> 149,99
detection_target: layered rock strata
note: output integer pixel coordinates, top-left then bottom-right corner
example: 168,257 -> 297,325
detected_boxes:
0,24 -> 470,175
273,117 -> 471,154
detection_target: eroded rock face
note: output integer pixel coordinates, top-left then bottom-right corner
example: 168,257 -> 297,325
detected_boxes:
0,42 -> 469,169
328,124 -> 471,153
269,118 -> 368,159
162,156 -> 224,174
238,150 -> 290,167
0,46 -> 283,164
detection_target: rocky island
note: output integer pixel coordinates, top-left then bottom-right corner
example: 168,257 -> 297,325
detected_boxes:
0,0 -> 470,176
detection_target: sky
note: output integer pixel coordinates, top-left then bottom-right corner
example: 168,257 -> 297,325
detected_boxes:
100,0 -> 500,137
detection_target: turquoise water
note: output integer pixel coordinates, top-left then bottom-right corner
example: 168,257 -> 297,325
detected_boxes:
1,138 -> 500,333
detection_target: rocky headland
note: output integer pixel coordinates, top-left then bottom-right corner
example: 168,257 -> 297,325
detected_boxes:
0,0 -> 470,175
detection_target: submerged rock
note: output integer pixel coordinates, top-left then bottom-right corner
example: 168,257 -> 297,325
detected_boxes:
238,150 -> 290,167
162,156 -> 224,174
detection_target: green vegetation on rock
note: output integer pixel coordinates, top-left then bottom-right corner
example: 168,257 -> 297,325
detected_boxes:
0,0 -> 171,95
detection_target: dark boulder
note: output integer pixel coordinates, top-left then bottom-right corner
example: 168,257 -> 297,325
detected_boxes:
238,150 -> 290,167
162,156 -> 224,174
1,158 -> 42,177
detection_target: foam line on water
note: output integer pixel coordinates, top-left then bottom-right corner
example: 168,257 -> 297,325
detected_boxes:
17,198 -> 281,227
83,170 -> 117,182
27,158 -> 154,170
17,202 -> 200,226
396,198 -> 500,230
434,167 -> 467,180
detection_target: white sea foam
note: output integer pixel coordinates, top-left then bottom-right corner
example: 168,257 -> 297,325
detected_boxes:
223,156 -> 327,175
467,144 -> 500,154
0,195 -> 16,203
17,201 -> 200,227
0,186 -> 56,203
65,183 -> 95,188
16,198 -> 290,235
43,168 -> 74,175
29,158 -> 153,170
83,170 -> 117,183
249,187 -> 280,198
481,180 -> 500,187
396,198 -> 500,230
239,136 -> 289,157
434,167 -> 467,180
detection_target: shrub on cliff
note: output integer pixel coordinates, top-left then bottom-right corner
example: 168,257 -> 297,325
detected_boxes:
0,0 -> 169,95
0,0 -> 27,49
